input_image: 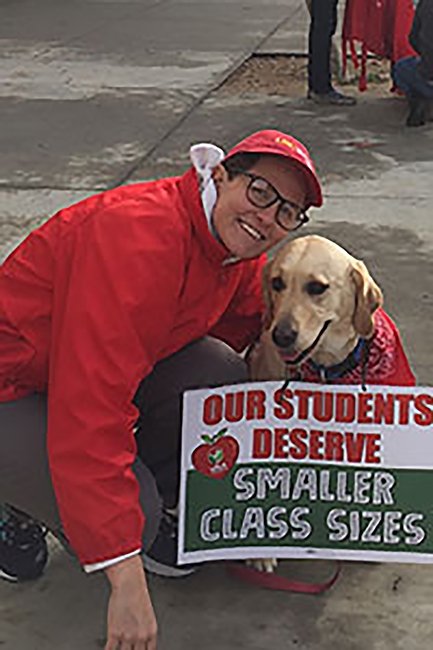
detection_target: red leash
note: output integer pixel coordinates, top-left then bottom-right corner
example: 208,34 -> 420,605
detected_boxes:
227,561 -> 341,594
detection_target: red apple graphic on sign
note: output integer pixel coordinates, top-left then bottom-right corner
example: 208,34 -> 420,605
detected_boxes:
192,427 -> 239,479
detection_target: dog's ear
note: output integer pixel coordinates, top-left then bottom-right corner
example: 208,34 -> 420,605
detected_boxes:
351,260 -> 383,338
262,258 -> 275,329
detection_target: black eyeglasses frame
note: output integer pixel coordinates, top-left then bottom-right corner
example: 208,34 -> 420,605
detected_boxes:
230,169 -> 309,232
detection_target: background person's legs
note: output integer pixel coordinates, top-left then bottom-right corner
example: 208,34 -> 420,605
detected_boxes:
133,336 -> 248,509
392,56 -> 433,126
392,56 -> 423,97
307,0 -> 355,105
308,0 -> 338,94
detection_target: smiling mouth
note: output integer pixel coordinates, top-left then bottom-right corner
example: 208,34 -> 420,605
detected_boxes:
237,218 -> 265,241
277,320 -> 332,366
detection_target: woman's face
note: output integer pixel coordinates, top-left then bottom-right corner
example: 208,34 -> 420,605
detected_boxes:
212,155 -> 308,260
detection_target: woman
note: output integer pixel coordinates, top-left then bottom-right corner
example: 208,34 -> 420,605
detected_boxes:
0,129 -> 322,649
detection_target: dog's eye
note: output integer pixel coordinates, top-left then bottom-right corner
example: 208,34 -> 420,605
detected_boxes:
271,276 -> 285,292
305,280 -> 329,296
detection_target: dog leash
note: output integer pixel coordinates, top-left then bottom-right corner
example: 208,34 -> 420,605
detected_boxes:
227,561 -> 341,594
234,338 -> 371,593
280,337 -> 372,391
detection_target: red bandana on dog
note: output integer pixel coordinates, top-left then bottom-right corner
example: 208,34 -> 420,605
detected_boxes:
296,308 -> 416,387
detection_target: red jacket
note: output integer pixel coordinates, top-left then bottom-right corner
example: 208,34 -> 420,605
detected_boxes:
0,168 -> 266,564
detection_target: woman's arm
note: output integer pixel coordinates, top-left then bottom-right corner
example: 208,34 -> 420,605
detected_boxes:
105,555 -> 157,650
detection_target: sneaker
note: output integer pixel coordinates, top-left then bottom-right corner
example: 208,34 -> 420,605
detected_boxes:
308,88 -> 357,106
142,508 -> 200,578
0,505 -> 49,582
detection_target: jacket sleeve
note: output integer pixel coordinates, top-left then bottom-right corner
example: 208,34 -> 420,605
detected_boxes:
209,255 -> 266,352
47,198 -> 185,565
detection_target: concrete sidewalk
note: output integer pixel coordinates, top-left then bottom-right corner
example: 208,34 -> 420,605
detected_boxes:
0,0 -> 308,257
1,0 -> 433,648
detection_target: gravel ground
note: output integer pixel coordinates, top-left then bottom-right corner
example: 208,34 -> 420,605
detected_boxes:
220,54 -> 394,99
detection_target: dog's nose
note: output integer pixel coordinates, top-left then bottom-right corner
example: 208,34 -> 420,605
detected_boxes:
271,322 -> 298,349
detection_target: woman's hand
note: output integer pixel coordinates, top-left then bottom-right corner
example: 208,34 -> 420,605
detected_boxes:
104,555 -> 157,650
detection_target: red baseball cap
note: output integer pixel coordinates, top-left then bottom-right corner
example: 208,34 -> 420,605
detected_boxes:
224,129 -> 323,209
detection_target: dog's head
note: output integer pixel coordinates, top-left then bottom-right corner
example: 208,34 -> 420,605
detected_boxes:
262,235 -> 383,366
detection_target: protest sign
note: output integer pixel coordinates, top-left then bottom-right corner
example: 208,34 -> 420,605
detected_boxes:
178,381 -> 433,565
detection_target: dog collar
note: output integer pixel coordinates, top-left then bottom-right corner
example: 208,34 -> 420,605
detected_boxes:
307,337 -> 369,382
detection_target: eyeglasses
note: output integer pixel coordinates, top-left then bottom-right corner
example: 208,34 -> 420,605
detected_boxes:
232,169 -> 309,231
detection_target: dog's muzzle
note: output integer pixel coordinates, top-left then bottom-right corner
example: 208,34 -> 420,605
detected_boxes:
271,321 -> 298,349
273,319 -> 333,366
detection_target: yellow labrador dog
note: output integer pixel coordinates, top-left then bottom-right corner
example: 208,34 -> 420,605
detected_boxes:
249,234 -> 383,382
247,234 -> 383,573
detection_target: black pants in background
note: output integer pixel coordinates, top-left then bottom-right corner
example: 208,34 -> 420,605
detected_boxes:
308,0 -> 339,94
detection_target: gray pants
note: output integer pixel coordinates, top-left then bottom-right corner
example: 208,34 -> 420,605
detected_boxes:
0,337 -> 247,554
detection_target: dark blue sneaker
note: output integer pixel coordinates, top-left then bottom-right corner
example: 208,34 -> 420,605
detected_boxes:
142,508 -> 200,578
0,505 -> 49,582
